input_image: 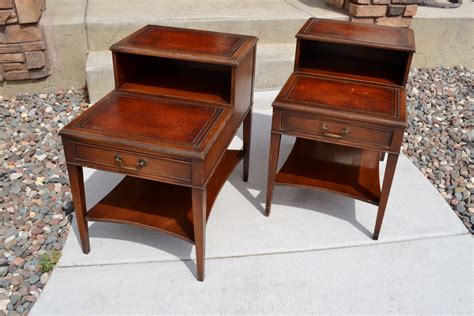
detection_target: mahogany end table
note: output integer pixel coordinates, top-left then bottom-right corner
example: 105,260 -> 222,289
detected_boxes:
265,18 -> 415,240
61,25 -> 257,281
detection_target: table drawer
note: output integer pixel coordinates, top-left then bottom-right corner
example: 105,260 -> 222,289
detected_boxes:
281,112 -> 393,148
72,142 -> 191,181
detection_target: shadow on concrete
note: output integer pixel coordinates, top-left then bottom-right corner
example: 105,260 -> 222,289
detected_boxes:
229,111 -> 372,238
71,169 -> 197,277
88,222 -> 197,277
69,110 -> 371,277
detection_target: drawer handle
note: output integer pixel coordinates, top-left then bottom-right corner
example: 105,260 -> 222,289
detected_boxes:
114,153 -> 122,168
115,155 -> 147,171
137,158 -> 147,169
320,123 -> 350,139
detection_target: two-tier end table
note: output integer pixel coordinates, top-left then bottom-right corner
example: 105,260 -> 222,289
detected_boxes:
266,18 -> 415,239
60,25 -> 257,281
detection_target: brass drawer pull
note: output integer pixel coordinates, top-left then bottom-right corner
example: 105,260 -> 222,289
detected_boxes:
320,123 -> 350,139
115,154 -> 147,171
114,153 -> 122,167
137,158 -> 147,169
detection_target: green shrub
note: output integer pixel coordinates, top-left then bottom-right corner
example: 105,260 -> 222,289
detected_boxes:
39,250 -> 61,273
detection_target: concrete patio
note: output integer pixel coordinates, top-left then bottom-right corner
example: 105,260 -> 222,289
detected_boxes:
31,91 -> 473,314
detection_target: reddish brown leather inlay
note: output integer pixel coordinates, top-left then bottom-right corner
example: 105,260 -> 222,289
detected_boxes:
285,75 -> 397,116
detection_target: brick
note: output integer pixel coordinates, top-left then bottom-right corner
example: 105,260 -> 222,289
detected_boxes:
4,67 -> 48,80
391,0 -> 416,4
0,41 -> 46,53
349,4 -> 387,17
387,5 -> 405,16
14,0 -> 43,24
4,24 -> 43,43
0,0 -> 14,9
4,69 -> 30,80
352,0 -> 371,4
376,16 -> 412,27
3,62 -> 25,71
404,4 -> 417,16
0,52 -> 24,62
344,0 -> 350,9
326,0 -> 345,9
25,50 -> 45,69
372,0 -> 390,3
0,9 -> 16,25
350,17 -> 375,24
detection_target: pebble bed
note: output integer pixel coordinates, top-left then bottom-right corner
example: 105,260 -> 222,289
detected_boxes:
1,89 -> 89,315
0,67 -> 472,314
403,66 -> 473,233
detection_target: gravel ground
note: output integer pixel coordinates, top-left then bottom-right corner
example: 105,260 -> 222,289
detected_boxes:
1,89 -> 89,315
403,66 -> 473,233
0,67 -> 472,315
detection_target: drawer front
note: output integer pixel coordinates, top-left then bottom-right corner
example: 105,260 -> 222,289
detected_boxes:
73,142 -> 191,182
281,113 -> 393,148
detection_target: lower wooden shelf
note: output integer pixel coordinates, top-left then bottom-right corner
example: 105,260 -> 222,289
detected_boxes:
86,149 -> 243,243
275,138 -> 381,205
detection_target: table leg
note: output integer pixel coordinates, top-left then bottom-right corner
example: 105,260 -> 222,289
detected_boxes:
192,188 -> 206,281
66,164 -> 90,254
243,108 -> 252,182
265,132 -> 282,216
373,153 -> 399,240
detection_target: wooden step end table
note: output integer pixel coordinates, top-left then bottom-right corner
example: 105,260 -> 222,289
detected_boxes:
265,18 -> 415,240
61,25 -> 257,281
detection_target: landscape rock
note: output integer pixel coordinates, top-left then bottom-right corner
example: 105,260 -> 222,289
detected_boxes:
403,66 -> 473,234
1,88 -> 88,314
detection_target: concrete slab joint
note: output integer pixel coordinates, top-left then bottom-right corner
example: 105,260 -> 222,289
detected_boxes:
0,0 -> 49,82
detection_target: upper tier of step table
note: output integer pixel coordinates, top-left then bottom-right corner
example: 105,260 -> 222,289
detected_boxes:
110,24 -> 257,66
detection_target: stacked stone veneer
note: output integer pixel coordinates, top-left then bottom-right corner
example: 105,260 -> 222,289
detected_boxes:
0,0 -> 49,81
327,0 -> 418,27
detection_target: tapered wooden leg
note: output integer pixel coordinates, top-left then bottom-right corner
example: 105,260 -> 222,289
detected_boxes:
265,132 -> 282,216
373,153 -> 399,240
66,164 -> 90,253
192,188 -> 206,281
380,152 -> 385,161
243,108 -> 252,182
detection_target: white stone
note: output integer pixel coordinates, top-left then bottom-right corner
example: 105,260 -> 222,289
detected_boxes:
36,153 -> 47,161
40,273 -> 49,284
0,298 -> 9,312
2,251 -> 13,258
9,172 -> 22,180
53,214 -> 64,220
18,231 -> 28,240
3,235 -> 16,249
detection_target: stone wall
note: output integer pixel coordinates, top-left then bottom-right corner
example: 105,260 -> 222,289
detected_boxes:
0,0 -> 49,81
327,0 -> 418,27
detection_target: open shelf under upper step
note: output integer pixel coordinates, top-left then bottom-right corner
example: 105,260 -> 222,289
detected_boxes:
275,139 -> 381,205
86,149 -> 243,243
115,52 -> 233,105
